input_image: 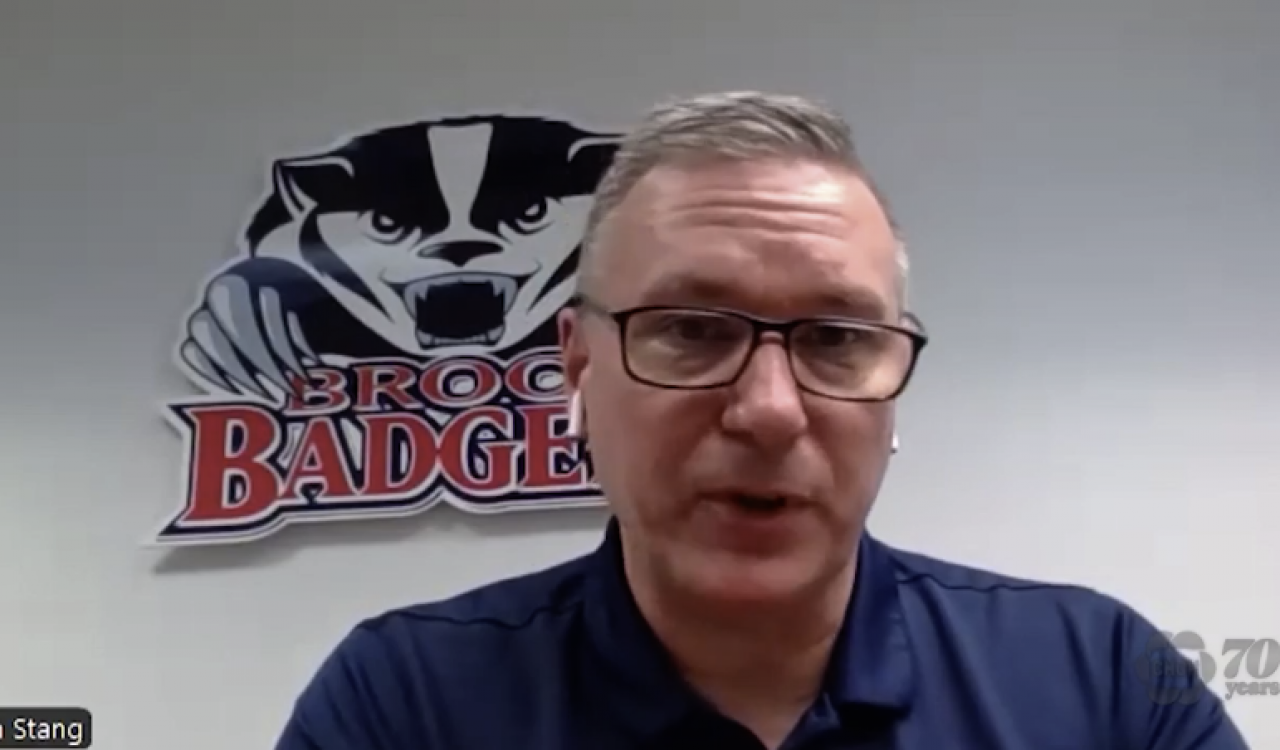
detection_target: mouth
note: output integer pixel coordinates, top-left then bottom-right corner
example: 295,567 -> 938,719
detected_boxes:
725,494 -> 792,514
396,272 -> 525,347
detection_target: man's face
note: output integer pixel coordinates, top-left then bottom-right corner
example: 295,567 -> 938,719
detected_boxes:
559,158 -> 904,608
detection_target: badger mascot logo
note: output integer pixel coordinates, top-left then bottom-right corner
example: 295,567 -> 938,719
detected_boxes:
157,115 -> 618,545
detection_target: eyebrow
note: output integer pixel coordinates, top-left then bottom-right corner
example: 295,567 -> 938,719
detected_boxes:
637,274 -> 890,320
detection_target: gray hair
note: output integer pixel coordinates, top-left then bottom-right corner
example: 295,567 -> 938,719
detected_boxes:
578,90 -> 909,305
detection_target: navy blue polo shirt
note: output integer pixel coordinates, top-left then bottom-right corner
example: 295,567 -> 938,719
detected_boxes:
274,520 -> 1248,749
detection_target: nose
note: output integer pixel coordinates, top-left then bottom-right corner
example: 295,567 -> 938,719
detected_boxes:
420,240 -> 503,266
721,340 -> 808,448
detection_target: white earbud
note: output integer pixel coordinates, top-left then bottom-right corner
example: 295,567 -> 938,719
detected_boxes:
566,391 -> 584,437
891,432 -> 900,454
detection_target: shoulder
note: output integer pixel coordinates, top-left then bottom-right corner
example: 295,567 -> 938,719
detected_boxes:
359,550 -> 593,647
882,538 -> 1165,665
274,553 -> 594,748
877,539 -> 1248,748
884,539 -> 1127,621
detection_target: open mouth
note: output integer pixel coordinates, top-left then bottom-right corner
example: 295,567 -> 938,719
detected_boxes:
398,273 -> 524,347
730,495 -> 790,513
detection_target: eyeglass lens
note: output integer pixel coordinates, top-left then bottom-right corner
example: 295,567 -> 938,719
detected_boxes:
623,308 -> 912,398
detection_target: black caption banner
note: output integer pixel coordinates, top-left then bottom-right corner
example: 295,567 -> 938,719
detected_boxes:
0,708 -> 91,748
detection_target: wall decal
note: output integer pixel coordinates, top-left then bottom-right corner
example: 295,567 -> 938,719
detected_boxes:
155,114 -> 618,545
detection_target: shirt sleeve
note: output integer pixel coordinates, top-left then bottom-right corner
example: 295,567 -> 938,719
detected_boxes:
1118,604 -> 1253,749
273,623 -> 421,750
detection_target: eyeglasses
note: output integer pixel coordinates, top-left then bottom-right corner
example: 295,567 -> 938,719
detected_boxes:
570,295 -> 928,402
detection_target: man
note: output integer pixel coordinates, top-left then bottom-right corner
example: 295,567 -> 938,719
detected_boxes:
274,92 -> 1249,749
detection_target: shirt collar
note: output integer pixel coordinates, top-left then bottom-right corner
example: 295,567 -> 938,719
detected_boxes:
582,517 -> 916,738
825,525 -> 917,720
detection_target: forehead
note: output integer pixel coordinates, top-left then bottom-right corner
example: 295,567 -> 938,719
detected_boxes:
596,158 -> 900,319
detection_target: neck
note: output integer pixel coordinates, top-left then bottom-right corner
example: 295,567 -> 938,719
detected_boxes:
624,543 -> 857,746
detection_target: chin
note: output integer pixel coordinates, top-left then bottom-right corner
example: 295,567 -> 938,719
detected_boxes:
678,548 -> 825,609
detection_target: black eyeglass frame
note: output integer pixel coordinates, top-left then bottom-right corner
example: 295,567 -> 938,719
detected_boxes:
569,295 -> 930,402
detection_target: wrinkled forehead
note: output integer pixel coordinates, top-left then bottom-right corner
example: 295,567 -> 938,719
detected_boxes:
594,160 -> 900,320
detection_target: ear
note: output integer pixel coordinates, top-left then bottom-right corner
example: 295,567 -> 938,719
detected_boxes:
900,310 -> 927,337
271,154 -> 353,218
557,304 -> 589,394
566,135 -> 620,194
559,305 -> 591,438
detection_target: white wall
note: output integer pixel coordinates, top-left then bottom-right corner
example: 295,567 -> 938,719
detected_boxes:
2,0 -> 1277,747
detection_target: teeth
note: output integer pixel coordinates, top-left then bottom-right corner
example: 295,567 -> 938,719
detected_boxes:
402,273 -> 518,315
417,324 -> 505,348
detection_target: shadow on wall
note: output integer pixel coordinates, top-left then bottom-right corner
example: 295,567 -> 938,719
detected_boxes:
148,503 -> 611,575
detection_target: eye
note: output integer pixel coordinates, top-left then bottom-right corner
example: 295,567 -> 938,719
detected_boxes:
362,211 -> 413,243
797,323 -> 870,350
643,312 -> 743,347
667,316 -> 730,341
507,199 -> 554,235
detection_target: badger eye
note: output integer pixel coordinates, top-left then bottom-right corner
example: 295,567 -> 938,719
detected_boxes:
507,199 -> 554,235
362,211 -> 413,243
